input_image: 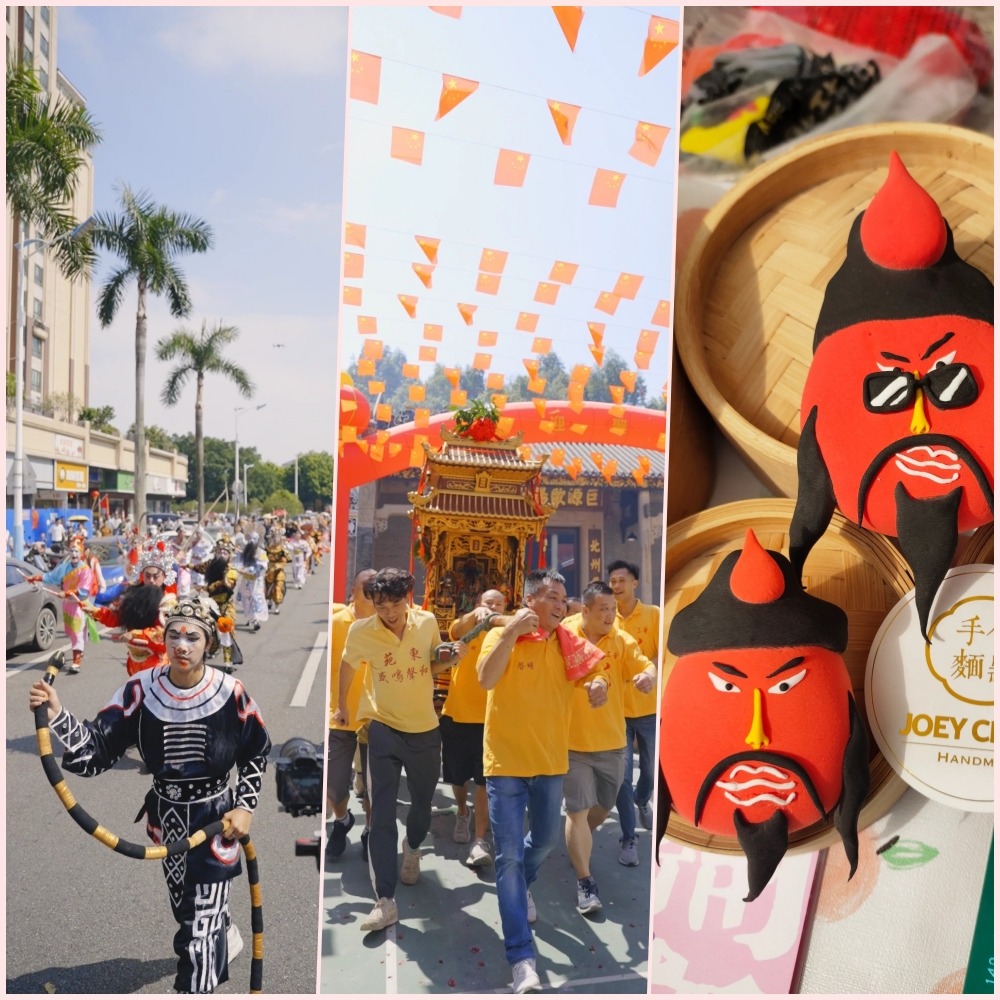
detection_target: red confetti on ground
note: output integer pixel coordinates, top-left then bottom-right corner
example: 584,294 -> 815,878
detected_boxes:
448,979 -> 457,988
478,961 -> 486,968
589,945 -> 596,953
470,946 -> 480,954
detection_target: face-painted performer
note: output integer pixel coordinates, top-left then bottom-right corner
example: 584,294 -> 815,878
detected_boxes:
86,538 -> 179,676
27,597 -> 271,994
26,539 -> 96,673
790,152 -> 994,640
657,530 -> 869,901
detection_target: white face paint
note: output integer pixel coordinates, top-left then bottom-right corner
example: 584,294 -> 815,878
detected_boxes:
165,622 -> 209,674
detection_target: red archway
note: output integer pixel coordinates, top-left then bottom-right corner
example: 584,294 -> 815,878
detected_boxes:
332,401 -> 666,601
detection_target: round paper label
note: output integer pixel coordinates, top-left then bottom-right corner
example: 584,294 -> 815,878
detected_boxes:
866,564 -> 994,812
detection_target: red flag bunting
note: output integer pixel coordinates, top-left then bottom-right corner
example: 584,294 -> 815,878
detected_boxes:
651,299 -> 672,327
415,236 -> 439,263
357,315 -> 377,335
639,15 -> 679,77
476,273 -> 501,295
344,252 -> 364,278
594,291 -> 620,315
350,51 -> 381,104
344,222 -> 366,249
423,323 -> 443,341
516,312 -> 539,333
588,168 -> 625,208
479,248 -> 508,274
629,121 -> 671,167
429,7 -> 462,17
552,6 -> 583,51
613,272 -> 644,299
478,330 -> 498,347
437,74 -> 479,120
343,286 -> 362,306
547,99 -> 581,145
495,149 -> 531,187
549,260 -> 578,284
412,263 -> 434,288
534,282 -> 559,305
391,127 -> 425,165
398,294 -> 418,318
457,302 -> 477,325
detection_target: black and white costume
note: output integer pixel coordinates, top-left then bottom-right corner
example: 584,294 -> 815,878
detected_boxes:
49,664 -> 271,993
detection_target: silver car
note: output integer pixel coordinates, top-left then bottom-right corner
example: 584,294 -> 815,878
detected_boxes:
6,558 -> 60,652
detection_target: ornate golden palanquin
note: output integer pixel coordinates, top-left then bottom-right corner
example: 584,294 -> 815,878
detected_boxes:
408,429 -> 555,632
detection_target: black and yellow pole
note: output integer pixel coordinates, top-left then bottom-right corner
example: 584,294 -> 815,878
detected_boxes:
34,652 -> 263,993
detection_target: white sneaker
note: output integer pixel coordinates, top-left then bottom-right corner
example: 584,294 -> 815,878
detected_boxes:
467,838 -> 493,867
360,896 -> 398,932
400,841 -> 421,885
227,922 -> 244,962
453,810 -> 472,843
526,890 -> 536,924
512,958 -> 542,993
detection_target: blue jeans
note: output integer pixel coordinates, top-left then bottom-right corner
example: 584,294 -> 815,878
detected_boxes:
486,775 -> 565,965
615,712 -> 657,841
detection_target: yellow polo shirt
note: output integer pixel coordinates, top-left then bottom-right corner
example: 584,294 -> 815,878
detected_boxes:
345,606 -> 440,734
480,626 -> 603,777
441,629 -> 490,724
617,600 -> 660,718
329,603 -> 371,732
563,615 -> 654,752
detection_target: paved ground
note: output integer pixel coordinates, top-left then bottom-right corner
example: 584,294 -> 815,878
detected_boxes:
320,776 -> 653,994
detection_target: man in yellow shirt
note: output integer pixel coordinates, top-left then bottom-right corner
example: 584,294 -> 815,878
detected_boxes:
325,568 -> 375,866
442,588 -> 512,867
608,559 -> 660,866
478,569 -> 609,994
333,568 -> 465,934
563,582 -> 656,914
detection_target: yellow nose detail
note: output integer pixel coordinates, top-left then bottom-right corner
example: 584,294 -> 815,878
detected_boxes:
745,688 -> 770,751
910,369 -> 930,434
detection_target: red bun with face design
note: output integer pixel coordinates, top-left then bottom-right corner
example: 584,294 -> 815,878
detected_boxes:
656,530 -> 869,902
790,153 -> 994,641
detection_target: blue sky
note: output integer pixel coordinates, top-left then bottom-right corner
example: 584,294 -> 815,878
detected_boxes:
56,7 -> 348,465
342,6 -> 681,415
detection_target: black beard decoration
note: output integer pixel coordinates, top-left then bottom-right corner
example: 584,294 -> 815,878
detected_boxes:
205,556 -> 231,587
789,409 -> 981,642
117,582 -> 166,630
656,694 -> 869,902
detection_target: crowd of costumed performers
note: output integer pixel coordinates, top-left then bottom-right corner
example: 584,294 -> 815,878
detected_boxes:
23,514 -> 331,678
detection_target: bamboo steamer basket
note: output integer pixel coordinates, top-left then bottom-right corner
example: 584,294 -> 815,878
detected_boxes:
674,123 -> 995,497
660,498 -> 912,856
958,523 -> 993,565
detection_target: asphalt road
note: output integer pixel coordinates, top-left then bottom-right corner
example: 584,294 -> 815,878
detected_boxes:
5,567 -> 331,995
320,773 -> 652,994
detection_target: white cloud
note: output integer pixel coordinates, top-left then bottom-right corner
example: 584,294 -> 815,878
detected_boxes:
157,8 -> 348,78
249,198 -> 342,234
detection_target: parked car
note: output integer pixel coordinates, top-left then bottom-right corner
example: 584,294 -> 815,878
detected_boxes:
6,558 -> 60,652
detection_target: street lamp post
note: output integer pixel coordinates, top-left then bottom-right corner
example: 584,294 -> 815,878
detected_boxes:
234,403 -> 265,522
243,462 -> 255,508
11,218 -> 95,560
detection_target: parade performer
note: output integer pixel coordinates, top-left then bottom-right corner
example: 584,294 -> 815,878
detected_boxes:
193,539 -> 241,672
235,534 -> 269,632
263,528 -> 289,615
27,538 -> 96,674
287,526 -> 309,590
28,597 -> 271,995
86,538 -> 179,676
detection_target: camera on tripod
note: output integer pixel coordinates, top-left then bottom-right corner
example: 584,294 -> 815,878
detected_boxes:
274,737 -> 324,819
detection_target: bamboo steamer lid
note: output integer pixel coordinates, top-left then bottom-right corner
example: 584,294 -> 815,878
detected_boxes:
958,524 -> 994,566
674,123 -> 994,497
660,498 -> 911,856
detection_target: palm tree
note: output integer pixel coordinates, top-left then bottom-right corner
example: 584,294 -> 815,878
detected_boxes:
6,58 -> 102,278
90,185 -> 214,523
157,321 -> 255,519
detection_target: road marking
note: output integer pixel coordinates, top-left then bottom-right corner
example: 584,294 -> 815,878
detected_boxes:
6,644 -> 71,678
385,921 -> 398,994
488,970 -> 648,993
290,630 -> 327,707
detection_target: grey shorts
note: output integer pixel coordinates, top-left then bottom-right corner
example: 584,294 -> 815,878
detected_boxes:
564,748 -> 626,813
326,728 -> 367,803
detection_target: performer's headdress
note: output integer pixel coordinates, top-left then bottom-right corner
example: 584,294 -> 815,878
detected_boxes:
163,596 -> 225,655
124,536 -> 177,586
